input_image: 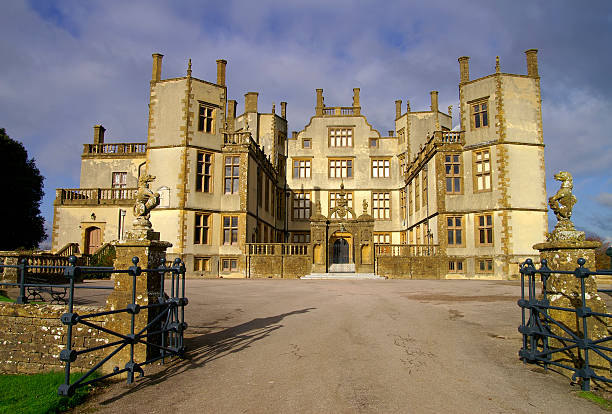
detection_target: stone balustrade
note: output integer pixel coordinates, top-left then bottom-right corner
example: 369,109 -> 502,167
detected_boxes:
374,244 -> 439,257
82,143 -> 146,156
55,188 -> 137,205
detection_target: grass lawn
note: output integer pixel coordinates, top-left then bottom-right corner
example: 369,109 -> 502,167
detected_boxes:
0,295 -> 13,302
0,371 -> 98,414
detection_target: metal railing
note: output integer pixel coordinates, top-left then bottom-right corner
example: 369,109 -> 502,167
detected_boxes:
55,255 -> 187,396
518,256 -> 612,391
374,244 -> 439,257
83,143 -> 146,155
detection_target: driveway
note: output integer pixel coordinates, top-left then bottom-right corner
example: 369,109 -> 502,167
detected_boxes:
80,279 -> 608,413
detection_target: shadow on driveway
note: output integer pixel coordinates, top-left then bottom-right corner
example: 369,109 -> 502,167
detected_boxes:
97,307 -> 316,406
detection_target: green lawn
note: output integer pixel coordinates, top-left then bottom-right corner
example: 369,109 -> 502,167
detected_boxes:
0,294 -> 13,302
0,371 -> 98,414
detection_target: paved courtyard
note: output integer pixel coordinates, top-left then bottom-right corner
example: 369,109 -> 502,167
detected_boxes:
81,279 -> 609,413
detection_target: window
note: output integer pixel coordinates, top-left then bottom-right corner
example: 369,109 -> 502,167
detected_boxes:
409,228 -> 414,244
194,213 -> 210,244
222,216 -> 238,245
257,171 -> 263,207
194,257 -> 210,272
471,100 -> 488,129
198,103 -> 215,133
398,154 -> 406,176
372,159 -> 390,178
415,224 -> 421,245
369,138 -> 378,147
293,159 -> 311,178
422,169 -> 427,208
476,213 -> 493,246
221,258 -> 238,272
398,128 -> 405,144
329,191 -> 353,219
277,189 -> 282,220
302,138 -> 311,149
292,192 -> 311,220
448,260 -> 464,273
415,176 -> 420,212
447,216 -> 463,246
265,177 -> 269,212
445,154 -> 462,194
408,183 -> 413,216
400,188 -> 406,221
372,192 -> 390,220
292,232 -> 311,243
478,258 -> 494,273
196,152 -> 213,192
373,232 -> 391,244
112,172 -> 127,198
224,156 -> 240,194
400,231 -> 406,244
473,149 -> 491,192
329,159 -> 353,178
329,127 -> 353,147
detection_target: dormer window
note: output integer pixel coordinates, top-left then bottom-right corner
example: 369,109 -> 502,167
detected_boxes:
471,99 -> 488,129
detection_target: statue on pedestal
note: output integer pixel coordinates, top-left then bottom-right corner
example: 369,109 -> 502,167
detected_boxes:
126,174 -> 160,240
548,171 -> 583,242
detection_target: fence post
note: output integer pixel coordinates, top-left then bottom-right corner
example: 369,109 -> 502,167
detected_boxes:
16,259 -> 27,304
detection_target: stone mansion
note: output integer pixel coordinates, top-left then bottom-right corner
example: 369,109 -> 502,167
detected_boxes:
51,50 -> 547,279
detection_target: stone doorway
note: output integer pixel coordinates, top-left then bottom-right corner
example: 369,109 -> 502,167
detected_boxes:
332,238 -> 350,264
329,232 -> 354,273
85,226 -> 102,255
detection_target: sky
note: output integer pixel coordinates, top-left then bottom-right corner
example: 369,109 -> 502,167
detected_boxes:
1,0 -> 611,247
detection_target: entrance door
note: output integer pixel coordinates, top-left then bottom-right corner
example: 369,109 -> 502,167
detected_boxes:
85,227 -> 101,255
332,238 -> 349,264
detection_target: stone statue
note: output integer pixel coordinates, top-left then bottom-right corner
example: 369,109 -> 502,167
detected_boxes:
129,174 -> 160,238
548,171 -> 582,241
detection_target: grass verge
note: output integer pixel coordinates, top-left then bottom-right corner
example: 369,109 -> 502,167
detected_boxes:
0,295 -> 13,303
578,391 -> 612,411
0,371 -> 99,414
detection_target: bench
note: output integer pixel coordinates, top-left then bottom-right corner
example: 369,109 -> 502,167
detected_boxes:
26,276 -> 68,304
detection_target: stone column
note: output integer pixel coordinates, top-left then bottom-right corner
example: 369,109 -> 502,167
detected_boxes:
106,234 -> 171,369
533,171 -> 608,377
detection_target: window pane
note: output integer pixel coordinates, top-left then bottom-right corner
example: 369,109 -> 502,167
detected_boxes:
454,178 -> 461,191
447,179 -> 452,192
448,231 -> 454,244
456,232 -> 462,244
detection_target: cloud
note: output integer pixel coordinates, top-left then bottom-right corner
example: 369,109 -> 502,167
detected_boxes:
0,0 -> 610,242
596,193 -> 612,208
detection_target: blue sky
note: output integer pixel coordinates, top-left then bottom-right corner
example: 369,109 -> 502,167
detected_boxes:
1,0 -> 611,246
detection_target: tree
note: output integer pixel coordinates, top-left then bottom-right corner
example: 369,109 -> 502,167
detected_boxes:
585,233 -> 612,271
0,128 -> 45,250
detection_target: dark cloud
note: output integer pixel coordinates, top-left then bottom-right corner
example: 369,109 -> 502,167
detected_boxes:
1,0 -> 611,243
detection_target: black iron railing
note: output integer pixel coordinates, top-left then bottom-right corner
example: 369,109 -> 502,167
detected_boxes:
518,256 -> 612,391
57,256 -> 187,396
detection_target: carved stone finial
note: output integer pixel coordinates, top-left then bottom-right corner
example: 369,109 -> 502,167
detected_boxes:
127,173 -> 160,240
315,200 -> 321,214
187,59 -> 192,77
448,105 -> 452,117
272,102 -> 275,114
406,100 -> 411,113
548,171 -> 583,241
495,56 -> 500,73
363,199 -> 368,214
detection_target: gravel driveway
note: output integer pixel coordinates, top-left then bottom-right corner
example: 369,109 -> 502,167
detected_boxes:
78,279 -> 609,413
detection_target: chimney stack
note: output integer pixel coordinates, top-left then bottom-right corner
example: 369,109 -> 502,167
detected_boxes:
525,49 -> 539,78
227,99 -> 237,130
430,91 -> 439,112
395,100 -> 402,119
353,88 -> 361,115
315,89 -> 324,116
152,53 -> 163,83
458,56 -> 470,83
93,125 -> 105,144
216,59 -> 227,86
245,92 -> 258,113
280,101 -> 287,118
388,130 -> 394,137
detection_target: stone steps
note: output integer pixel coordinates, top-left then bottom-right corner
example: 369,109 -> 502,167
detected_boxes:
301,273 -> 385,280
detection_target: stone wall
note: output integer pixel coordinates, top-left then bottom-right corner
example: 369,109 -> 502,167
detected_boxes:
248,255 -> 310,279
0,303 -> 110,374
376,256 -> 445,279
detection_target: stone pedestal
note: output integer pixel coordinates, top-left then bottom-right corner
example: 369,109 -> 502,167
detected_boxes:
105,236 -> 171,370
533,239 -> 609,378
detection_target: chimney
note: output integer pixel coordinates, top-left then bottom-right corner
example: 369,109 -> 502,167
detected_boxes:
227,99 -> 237,130
152,53 -> 163,82
388,130 -> 394,137
458,56 -> 470,83
216,59 -> 227,86
93,125 -> 105,144
245,92 -> 258,113
395,100 -> 402,119
525,49 -> 539,78
315,89 -> 324,116
430,91 -> 439,112
353,88 -> 361,115
292,131 -> 298,139
280,101 -> 287,118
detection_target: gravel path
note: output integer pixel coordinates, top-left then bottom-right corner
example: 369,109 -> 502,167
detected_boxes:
77,279 -> 608,413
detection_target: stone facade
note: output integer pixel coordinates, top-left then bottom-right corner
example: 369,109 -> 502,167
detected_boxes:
51,50 -> 548,279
